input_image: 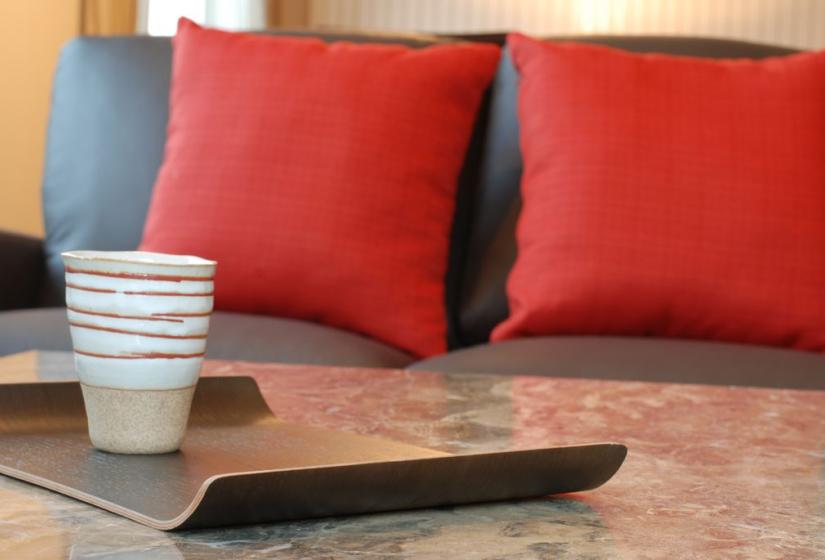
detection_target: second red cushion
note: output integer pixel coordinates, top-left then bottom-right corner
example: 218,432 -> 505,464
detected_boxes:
494,33 -> 825,353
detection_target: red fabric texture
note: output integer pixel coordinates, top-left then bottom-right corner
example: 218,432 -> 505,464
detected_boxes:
140,19 -> 499,357
494,33 -> 825,352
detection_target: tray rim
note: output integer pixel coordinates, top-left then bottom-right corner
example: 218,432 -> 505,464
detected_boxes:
0,442 -> 627,530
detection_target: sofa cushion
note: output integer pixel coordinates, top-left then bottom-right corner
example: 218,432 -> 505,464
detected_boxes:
0,308 -> 413,368
458,36 -> 799,346
492,34 -> 825,353
39,32 -> 489,354
408,336 -> 825,390
139,20 -> 499,358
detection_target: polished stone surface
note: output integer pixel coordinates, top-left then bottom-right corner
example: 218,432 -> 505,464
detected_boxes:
0,351 -> 823,558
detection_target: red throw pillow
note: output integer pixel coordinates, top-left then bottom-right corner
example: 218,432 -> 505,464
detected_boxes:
140,19 -> 499,357
494,33 -> 825,352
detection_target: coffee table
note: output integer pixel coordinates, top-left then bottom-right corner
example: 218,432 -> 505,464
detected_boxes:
0,351 -> 823,558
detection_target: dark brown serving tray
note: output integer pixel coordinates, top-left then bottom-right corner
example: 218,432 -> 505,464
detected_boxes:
0,377 -> 626,530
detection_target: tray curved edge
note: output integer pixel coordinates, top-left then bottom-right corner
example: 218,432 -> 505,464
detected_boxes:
160,442 -> 627,531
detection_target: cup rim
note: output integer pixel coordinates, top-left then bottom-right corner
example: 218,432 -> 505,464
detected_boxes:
61,250 -> 217,268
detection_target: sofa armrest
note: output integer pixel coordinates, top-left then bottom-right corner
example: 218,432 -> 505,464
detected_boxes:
0,230 -> 45,311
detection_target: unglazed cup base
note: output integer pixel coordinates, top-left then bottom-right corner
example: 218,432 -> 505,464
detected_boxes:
81,384 -> 196,454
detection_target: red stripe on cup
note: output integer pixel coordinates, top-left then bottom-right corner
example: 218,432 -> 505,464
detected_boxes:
66,283 -> 214,297
154,311 -> 212,318
66,284 -> 115,293
74,349 -> 205,360
65,266 -> 213,282
67,306 -> 185,323
69,322 -> 208,339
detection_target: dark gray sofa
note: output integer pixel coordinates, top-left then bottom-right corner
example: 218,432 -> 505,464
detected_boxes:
3,30 -> 824,389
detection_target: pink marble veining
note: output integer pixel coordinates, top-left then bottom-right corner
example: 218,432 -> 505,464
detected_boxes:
204,360 -> 825,558
0,351 -> 822,559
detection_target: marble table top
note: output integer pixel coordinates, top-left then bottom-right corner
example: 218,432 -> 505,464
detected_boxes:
0,351 -> 823,559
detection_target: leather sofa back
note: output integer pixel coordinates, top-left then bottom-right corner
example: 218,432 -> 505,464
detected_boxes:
39,30 -> 797,349
42,36 -> 172,305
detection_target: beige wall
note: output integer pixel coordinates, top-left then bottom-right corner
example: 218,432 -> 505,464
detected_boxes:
0,1 -> 79,237
310,0 -> 825,50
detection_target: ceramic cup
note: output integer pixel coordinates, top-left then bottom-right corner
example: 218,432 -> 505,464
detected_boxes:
61,250 -> 217,454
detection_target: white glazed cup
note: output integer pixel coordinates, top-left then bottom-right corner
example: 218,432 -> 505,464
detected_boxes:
61,250 -> 217,454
